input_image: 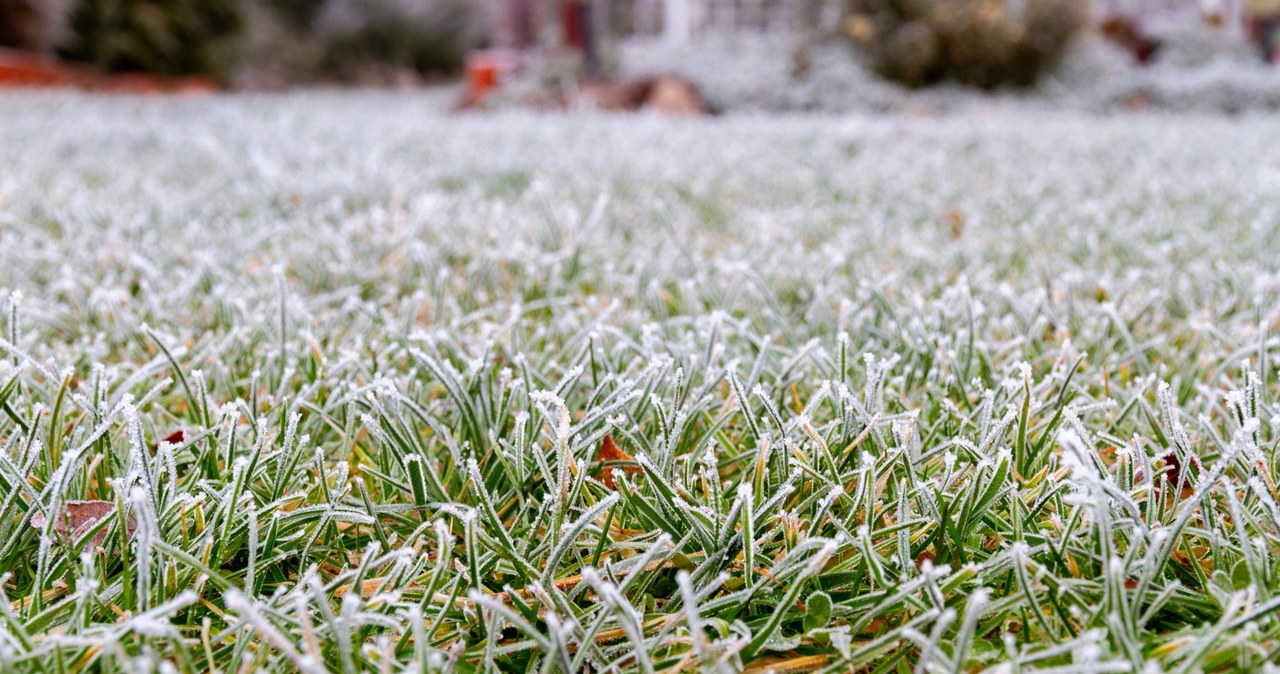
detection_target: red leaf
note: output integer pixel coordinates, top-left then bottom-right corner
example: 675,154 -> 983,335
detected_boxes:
151,429 -> 187,451
1157,451 -> 1200,499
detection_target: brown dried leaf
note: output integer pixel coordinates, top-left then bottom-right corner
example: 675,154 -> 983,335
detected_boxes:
945,208 -> 966,239
742,654 -> 829,674
596,435 -> 641,489
30,500 -> 136,547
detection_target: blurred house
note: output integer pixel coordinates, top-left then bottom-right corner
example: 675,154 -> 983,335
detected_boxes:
1095,0 -> 1248,38
483,0 -> 835,49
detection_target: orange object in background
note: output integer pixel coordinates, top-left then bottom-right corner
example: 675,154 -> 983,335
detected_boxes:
0,48 -> 94,87
459,50 -> 521,109
466,51 -> 503,99
0,47 -> 217,93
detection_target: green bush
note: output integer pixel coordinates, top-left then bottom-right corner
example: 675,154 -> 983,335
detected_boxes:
53,0 -> 488,84
59,0 -> 244,79
845,0 -> 1089,88
314,0 -> 491,80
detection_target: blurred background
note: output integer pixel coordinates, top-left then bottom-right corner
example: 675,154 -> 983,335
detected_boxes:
2,0 -> 1279,112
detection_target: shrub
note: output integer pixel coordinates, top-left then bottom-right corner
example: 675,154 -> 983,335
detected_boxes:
52,0 -> 488,85
314,0 -> 491,81
266,0 -> 326,29
845,0 -> 1089,88
59,0 -> 245,80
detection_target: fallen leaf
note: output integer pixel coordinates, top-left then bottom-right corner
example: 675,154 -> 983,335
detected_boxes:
151,429 -> 187,451
1157,451 -> 1200,500
596,435 -> 641,489
945,208 -> 965,239
915,549 -> 936,571
31,500 -> 136,547
743,653 -> 829,674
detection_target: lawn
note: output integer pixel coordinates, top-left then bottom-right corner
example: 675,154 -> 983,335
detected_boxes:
2,93 -> 1280,672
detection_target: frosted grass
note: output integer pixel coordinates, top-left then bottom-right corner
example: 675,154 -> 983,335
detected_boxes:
0,92 -> 1279,671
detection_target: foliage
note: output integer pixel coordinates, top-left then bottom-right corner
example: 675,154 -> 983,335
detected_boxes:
51,0 -> 487,83
845,0 -> 1089,87
59,0 -> 245,79
313,0 -> 491,80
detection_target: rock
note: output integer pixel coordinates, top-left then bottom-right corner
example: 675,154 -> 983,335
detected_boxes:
646,75 -> 706,116
579,75 -> 708,116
